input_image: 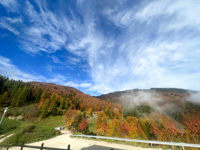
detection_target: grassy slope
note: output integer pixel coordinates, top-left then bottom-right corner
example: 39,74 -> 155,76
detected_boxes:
0,118 -> 28,137
0,118 -> 60,147
30,116 -> 64,127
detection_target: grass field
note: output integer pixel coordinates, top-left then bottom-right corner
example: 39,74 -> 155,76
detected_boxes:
30,116 -> 64,127
0,118 -> 60,147
0,118 -> 28,137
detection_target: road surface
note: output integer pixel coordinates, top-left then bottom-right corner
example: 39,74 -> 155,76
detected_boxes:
6,131 -> 165,150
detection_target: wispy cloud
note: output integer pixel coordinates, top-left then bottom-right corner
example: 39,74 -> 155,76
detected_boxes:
80,0 -> 200,93
0,55 -> 42,81
51,55 -> 63,64
0,0 -> 200,94
0,55 -> 68,85
64,81 -> 92,88
0,17 -> 22,35
0,0 -> 19,12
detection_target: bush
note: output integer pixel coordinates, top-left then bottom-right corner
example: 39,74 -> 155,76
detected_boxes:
21,124 -> 36,133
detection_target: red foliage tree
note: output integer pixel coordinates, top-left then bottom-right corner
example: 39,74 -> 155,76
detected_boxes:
79,118 -> 88,131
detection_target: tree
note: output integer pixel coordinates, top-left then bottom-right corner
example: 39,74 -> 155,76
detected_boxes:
35,88 -> 42,102
64,110 -> 80,130
139,119 -> 151,139
79,118 -> 88,133
41,98 -> 50,118
107,119 -> 120,137
0,91 -> 9,107
86,107 -> 93,116
58,97 -> 65,115
118,122 -> 130,138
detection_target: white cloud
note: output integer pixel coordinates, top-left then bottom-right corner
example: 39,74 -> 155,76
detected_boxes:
67,57 -> 81,65
0,17 -> 21,35
64,81 -> 92,88
78,0 -> 200,93
0,0 -> 19,12
0,55 -> 42,81
51,55 -> 63,64
0,55 -> 69,85
45,65 -> 53,72
0,0 -> 200,95
135,0 -> 200,31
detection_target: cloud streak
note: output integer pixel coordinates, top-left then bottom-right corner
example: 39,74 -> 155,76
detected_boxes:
0,55 -> 69,85
0,0 -> 200,95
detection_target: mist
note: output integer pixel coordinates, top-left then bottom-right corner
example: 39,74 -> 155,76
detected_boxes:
187,92 -> 200,104
119,90 -> 179,113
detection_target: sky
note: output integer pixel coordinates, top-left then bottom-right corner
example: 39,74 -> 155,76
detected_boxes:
0,0 -> 200,96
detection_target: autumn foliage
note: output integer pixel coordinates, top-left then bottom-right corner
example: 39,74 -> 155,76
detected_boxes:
1,75 -> 200,146
79,118 -> 88,131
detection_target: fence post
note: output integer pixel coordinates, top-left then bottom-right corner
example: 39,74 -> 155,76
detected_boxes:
182,146 -> 185,150
20,142 -> 24,150
40,143 -> 44,150
67,144 -> 70,150
171,141 -> 174,149
6,146 -> 9,150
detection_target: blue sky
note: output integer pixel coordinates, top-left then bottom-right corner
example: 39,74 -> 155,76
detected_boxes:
0,0 -> 200,95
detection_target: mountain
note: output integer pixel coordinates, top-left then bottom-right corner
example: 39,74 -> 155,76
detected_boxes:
96,88 -> 193,104
28,81 -> 113,109
0,75 -> 121,119
1,75 -> 200,144
97,88 -> 200,133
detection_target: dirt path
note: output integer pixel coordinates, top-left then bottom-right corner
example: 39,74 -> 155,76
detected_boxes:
0,134 -> 13,143
7,131 -> 164,150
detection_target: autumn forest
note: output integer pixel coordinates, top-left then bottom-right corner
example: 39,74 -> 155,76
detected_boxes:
0,75 -> 200,148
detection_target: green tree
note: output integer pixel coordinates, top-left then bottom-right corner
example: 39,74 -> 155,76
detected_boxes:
0,91 -> 9,107
41,98 -> 50,118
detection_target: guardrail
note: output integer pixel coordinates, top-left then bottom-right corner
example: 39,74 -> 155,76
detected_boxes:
71,134 -> 200,150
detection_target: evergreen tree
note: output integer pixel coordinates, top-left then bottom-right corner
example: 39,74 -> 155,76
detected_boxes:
14,87 -> 22,106
35,88 -> 42,102
41,98 -> 50,118
58,97 -> 65,115
0,91 -> 9,107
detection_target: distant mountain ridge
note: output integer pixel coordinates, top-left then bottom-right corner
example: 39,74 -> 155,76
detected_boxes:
96,88 -> 195,104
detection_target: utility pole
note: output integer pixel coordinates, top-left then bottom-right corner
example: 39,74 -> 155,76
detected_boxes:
0,107 -> 8,125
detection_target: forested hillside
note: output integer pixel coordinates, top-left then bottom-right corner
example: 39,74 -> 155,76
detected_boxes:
96,88 -> 200,145
0,75 -> 200,148
0,75 -> 121,119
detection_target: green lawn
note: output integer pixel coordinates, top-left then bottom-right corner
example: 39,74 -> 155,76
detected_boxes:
30,116 -> 64,127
